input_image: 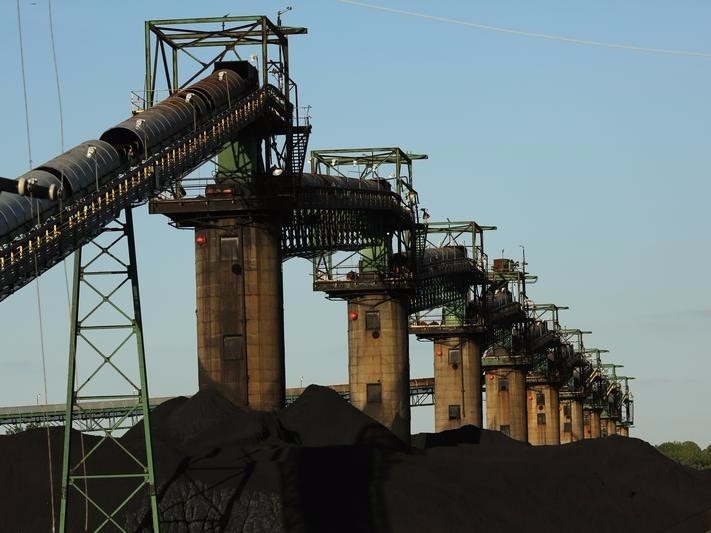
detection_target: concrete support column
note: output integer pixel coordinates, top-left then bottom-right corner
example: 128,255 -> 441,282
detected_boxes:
560,399 -> 572,444
195,217 -> 285,410
526,383 -> 560,445
433,337 -> 482,431
242,220 -> 285,410
606,418 -> 617,437
584,409 -> 602,438
618,425 -> 630,437
347,294 -> 410,443
560,398 -> 584,443
571,399 -> 584,441
485,368 -> 527,442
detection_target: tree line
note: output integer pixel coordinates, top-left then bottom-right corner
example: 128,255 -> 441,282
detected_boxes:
656,441 -> 711,470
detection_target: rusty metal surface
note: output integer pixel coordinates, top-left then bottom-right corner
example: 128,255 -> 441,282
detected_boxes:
101,68 -> 254,156
174,88 -> 210,117
187,69 -> 244,110
101,97 -> 196,155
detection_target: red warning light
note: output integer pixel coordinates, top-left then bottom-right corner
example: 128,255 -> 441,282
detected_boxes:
436,349 -> 443,357
349,310 -> 359,321
195,234 -> 207,246
489,375 -> 495,380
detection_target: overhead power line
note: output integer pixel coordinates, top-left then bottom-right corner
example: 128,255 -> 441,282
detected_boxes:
16,0 -> 33,169
339,0 -> 711,59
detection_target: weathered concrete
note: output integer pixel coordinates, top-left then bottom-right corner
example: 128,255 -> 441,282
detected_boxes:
347,294 -> 410,443
605,418 -> 618,437
584,409 -> 602,438
433,338 -> 482,431
485,368 -> 527,442
195,217 -> 285,410
526,383 -> 560,446
560,398 -> 585,443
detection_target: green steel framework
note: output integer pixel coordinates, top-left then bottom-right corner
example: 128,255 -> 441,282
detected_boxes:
309,147 -> 423,283
142,15 -> 309,181
59,209 -> 159,531
583,347 -> 610,410
56,16 -> 309,530
617,376 -> 635,428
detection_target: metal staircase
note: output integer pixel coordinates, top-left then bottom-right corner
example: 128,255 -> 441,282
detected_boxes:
290,125 -> 311,176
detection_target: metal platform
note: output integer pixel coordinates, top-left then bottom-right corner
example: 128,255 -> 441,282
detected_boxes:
0,397 -> 173,431
408,322 -> 487,339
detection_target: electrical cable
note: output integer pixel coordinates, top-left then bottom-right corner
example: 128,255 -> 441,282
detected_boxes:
17,1 -> 55,528
16,0 -> 33,169
47,0 -> 73,313
339,0 -> 711,59
47,3 -> 90,525
47,0 -> 64,152
31,202 -> 57,533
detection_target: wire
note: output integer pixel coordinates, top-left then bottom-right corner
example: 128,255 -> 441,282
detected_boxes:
339,0 -> 711,59
47,4 -> 89,527
47,0 -> 72,312
16,0 -> 33,169
18,1 -> 57,528
31,201 -> 57,533
48,0 -> 64,152
47,4 -> 89,525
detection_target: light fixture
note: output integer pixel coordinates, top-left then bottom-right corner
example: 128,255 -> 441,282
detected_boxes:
195,234 -> 207,246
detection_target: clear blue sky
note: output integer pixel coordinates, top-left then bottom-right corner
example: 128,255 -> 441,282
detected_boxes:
1,1 -> 709,445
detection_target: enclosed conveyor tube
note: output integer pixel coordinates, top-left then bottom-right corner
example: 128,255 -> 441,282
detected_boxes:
300,173 -> 391,191
0,62 -> 258,247
35,141 -> 122,197
100,67 -> 255,160
0,171 -> 64,236
417,246 -> 472,279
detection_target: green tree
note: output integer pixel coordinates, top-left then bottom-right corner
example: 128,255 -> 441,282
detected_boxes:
657,441 -> 711,470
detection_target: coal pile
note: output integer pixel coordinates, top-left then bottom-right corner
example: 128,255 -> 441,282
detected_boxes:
2,385 -> 711,532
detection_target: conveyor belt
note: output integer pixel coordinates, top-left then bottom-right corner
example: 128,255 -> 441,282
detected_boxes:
0,85 -> 288,302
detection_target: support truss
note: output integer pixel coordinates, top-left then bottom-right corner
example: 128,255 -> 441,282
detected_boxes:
59,209 -> 159,532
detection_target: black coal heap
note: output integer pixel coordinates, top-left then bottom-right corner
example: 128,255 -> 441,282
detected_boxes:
1,385 -> 710,532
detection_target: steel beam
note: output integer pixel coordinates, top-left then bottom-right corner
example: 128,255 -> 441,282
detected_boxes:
58,209 -> 159,532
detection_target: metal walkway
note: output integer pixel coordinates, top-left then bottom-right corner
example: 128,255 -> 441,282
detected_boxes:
0,378 -> 435,432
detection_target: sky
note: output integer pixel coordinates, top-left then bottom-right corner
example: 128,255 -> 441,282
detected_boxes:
0,0 -> 710,445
